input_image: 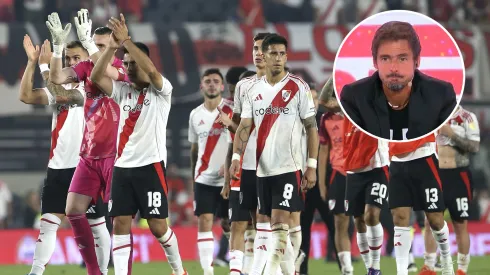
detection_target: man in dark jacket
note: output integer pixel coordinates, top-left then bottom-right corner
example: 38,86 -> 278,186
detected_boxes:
340,21 -> 457,141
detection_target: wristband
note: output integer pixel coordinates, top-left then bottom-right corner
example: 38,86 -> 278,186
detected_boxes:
52,44 -> 64,58
232,153 -> 241,162
121,38 -> 131,46
307,158 -> 317,169
39,64 -> 50,73
84,41 -> 99,56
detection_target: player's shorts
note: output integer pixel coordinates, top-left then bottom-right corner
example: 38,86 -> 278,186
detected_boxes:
440,167 -> 473,221
345,166 -> 389,217
327,170 -> 347,215
229,190 -> 252,222
239,169 -> 258,211
109,161 -> 169,219
194,182 -> 228,218
69,156 -> 114,203
257,170 -> 304,217
389,154 -> 445,212
85,195 -> 107,219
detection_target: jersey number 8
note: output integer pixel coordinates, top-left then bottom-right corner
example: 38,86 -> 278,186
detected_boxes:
283,183 -> 294,200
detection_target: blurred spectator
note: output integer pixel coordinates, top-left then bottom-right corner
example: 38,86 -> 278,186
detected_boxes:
463,0 -> 490,23
117,0 -> 142,22
237,0 -> 265,27
0,0 -> 13,21
22,189 -> 40,229
92,0 -> 118,26
263,0 -> 315,23
22,0 -> 45,22
0,181 -> 12,229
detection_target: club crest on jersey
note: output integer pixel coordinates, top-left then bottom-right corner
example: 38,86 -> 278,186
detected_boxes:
328,199 -> 336,210
344,200 -> 349,212
282,90 -> 292,102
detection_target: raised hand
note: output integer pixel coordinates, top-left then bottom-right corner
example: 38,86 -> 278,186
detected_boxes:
74,9 -> 92,45
39,40 -> 53,65
107,13 -> 130,42
23,35 -> 40,63
46,12 -> 71,45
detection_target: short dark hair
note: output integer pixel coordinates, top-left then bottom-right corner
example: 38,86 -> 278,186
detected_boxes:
371,21 -> 421,60
239,70 -> 256,81
123,42 -> 150,57
261,34 -> 288,52
225,67 -> 248,85
308,82 -> 317,91
66,40 -> 85,51
253,32 -> 272,42
202,68 -> 224,81
94,27 -> 112,36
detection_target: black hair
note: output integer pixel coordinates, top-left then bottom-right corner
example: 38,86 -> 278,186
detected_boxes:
66,40 -> 86,51
202,68 -> 224,81
253,32 -> 273,42
123,42 -> 150,57
239,70 -> 256,81
225,67 -> 248,85
94,26 -> 112,36
261,34 -> 288,52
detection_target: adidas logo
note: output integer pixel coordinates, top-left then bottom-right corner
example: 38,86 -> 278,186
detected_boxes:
198,119 -> 205,126
86,206 -> 96,214
149,208 -> 160,215
257,245 -> 267,251
375,198 -> 383,205
279,200 -> 290,207
254,94 -> 263,101
428,202 -> 438,210
460,211 -> 469,218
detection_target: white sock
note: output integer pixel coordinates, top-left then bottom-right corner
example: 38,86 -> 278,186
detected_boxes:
423,252 -> 437,269
394,226 -> 412,275
158,228 -> 185,275
431,222 -> 451,257
197,231 -> 214,272
457,253 -> 470,272
280,234 -> 295,274
243,228 -> 255,274
88,217 -> 111,275
264,223 -> 289,275
250,223 -> 271,275
357,232 -> 371,271
338,251 -> 353,273
367,223 -> 383,270
288,226 -> 302,259
112,234 -> 131,275
229,250 -> 244,275
409,251 -> 415,265
30,213 -> 61,275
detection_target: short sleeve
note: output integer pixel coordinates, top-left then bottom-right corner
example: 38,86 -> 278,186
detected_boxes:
319,114 -> 330,145
298,82 -> 316,119
233,81 -> 244,114
188,112 -> 198,143
465,112 -> 480,142
43,88 -> 56,105
111,80 -> 129,104
72,60 -> 91,82
240,91 -> 253,119
152,74 -> 173,96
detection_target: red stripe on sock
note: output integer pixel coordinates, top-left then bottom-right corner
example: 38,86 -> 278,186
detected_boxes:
160,231 -> 174,245
41,218 -> 60,226
89,221 -> 106,227
230,269 -> 242,273
289,229 -> 301,234
197,238 -> 214,242
369,245 -> 382,250
113,244 -> 132,251
360,250 -> 370,254
256,229 -> 272,232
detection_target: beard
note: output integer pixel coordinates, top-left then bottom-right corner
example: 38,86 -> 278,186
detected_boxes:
383,73 -> 411,93
204,92 -> 220,99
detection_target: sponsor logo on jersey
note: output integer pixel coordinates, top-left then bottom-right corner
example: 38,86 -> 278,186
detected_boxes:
254,105 -> 290,116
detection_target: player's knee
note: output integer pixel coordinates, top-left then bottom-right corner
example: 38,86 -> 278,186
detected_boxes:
451,219 -> 467,234
113,216 -> 132,235
198,214 -> 214,231
256,213 -> 270,223
231,221 -> 247,234
364,207 -> 380,225
391,208 -> 410,226
65,193 -> 92,215
147,218 -> 169,238
354,216 -> 366,230
426,212 -> 445,230
334,215 -> 349,231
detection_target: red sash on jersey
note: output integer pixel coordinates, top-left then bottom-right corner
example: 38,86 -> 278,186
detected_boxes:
343,118 -> 379,171
195,105 -> 233,180
389,135 -> 435,158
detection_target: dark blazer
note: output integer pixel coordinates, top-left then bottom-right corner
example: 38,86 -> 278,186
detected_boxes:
340,70 -> 457,140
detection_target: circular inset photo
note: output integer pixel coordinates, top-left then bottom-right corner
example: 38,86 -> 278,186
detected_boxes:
333,10 -> 465,142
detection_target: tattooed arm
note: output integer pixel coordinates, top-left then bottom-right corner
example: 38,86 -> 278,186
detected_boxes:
302,115 -> 320,161
19,60 -> 49,105
232,118 -> 253,156
450,134 -> 479,153
49,55 -> 78,84
319,77 -> 334,105
41,71 -> 84,105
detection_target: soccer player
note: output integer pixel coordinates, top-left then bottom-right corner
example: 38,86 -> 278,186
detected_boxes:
389,136 -> 454,275
418,106 -> 480,275
343,110 -> 390,275
230,34 -> 318,275
317,84 -> 353,275
225,66 -> 248,100
189,68 -> 233,275
219,33 -> 270,275
46,10 -> 127,275
89,14 -> 187,275
19,35 -> 108,275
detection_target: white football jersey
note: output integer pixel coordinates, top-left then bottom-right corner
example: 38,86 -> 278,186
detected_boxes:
111,75 -> 172,168
241,73 -> 316,177
189,99 -> 234,186
234,75 -> 259,170
436,106 -> 480,146
44,83 -> 85,169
